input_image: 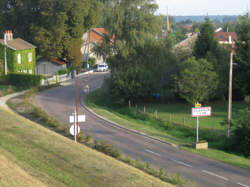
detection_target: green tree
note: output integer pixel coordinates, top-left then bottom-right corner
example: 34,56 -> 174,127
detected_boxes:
232,108 -> 250,157
234,14 -> 250,96
194,18 -> 230,100
94,0 -> 171,102
176,57 -> 219,105
0,0 -> 101,67
194,18 -> 218,58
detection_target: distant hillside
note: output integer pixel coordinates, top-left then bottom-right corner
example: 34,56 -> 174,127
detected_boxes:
174,15 -> 237,23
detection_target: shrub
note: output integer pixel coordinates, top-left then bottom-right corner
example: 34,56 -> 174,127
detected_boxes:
7,73 -> 43,87
94,140 -> 121,159
232,108 -> 250,157
57,68 -> 69,75
0,75 -> 8,84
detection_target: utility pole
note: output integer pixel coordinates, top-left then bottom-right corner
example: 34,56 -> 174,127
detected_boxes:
227,49 -> 234,138
4,31 -> 7,75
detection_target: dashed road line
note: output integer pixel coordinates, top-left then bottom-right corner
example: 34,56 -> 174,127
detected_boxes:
202,170 -> 228,181
237,182 -> 249,187
145,149 -> 161,157
172,159 -> 193,168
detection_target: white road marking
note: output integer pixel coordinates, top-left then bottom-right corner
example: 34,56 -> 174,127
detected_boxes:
172,159 -> 193,168
202,170 -> 228,181
237,182 -> 249,187
145,149 -> 161,157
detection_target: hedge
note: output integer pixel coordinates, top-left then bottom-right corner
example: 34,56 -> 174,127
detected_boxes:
7,73 -> 43,87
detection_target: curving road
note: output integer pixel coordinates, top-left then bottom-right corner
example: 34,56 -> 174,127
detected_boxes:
35,73 -> 250,187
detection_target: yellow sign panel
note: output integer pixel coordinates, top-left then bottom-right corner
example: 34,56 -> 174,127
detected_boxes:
196,104 -> 202,108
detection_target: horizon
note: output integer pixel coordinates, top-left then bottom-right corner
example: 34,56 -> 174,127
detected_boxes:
156,0 -> 249,16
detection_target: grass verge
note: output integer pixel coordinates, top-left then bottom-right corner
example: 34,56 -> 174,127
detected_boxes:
0,85 -> 26,97
85,85 -> 250,170
0,108 -> 173,187
6,86 -> 193,186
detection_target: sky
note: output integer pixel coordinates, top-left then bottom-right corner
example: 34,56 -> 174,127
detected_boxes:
155,0 -> 249,16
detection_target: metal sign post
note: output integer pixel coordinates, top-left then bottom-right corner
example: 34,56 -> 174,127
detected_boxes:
192,104 -> 212,143
69,110 -> 86,143
196,116 -> 199,142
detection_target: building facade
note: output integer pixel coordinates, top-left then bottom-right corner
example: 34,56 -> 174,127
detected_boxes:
36,58 -> 67,75
0,31 -> 36,75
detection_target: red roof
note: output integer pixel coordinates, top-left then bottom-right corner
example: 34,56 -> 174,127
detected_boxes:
215,32 -> 238,42
51,59 -> 66,65
88,28 -> 107,43
88,28 -> 114,44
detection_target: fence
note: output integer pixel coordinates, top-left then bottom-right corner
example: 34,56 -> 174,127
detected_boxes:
41,70 -> 94,86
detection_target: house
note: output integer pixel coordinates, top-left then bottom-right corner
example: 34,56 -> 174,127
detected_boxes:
36,58 -> 67,75
215,32 -> 238,45
0,30 -> 36,75
81,28 -> 109,64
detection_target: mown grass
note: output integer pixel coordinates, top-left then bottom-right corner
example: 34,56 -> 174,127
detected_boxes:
0,107 -> 173,187
85,86 -> 250,170
6,86 -> 192,186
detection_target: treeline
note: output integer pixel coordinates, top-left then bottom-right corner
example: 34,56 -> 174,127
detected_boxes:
96,0 -> 250,106
0,0 -> 102,67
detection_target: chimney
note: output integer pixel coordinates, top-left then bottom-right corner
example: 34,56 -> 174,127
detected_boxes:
4,30 -> 13,43
229,35 -> 232,44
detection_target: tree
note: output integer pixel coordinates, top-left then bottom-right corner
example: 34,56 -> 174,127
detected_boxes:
234,14 -> 250,96
194,18 -> 218,59
232,108 -> 250,157
94,0 -> 170,102
0,0 -> 102,67
176,57 -> 219,105
194,18 -> 230,100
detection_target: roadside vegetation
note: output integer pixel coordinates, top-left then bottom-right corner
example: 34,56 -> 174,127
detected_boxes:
6,87 -> 195,186
91,0 -> 250,162
85,82 -> 250,170
0,107 -> 174,187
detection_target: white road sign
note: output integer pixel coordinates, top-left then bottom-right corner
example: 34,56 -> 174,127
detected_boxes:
69,115 -> 86,123
192,107 -> 212,117
69,125 -> 81,136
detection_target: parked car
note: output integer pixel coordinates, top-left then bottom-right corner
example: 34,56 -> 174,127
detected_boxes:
96,64 -> 108,72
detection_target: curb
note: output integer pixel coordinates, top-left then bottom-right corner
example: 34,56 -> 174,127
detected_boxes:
0,90 -> 28,108
79,92 -> 178,148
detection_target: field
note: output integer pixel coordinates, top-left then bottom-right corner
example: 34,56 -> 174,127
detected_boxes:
85,87 -> 250,170
0,107 -> 172,187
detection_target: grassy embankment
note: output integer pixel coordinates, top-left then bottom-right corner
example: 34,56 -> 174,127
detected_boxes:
85,84 -> 250,170
0,107 -> 173,187
5,87 -> 192,186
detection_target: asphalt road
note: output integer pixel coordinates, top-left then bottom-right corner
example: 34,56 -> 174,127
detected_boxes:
35,72 -> 250,187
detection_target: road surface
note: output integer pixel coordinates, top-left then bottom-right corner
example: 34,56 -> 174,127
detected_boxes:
35,72 -> 250,187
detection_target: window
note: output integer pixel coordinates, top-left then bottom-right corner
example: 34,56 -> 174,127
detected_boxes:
29,69 -> 32,74
28,53 -> 32,62
23,70 -> 27,73
17,53 -> 21,64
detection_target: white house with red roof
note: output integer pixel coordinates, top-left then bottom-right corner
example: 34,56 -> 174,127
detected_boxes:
215,32 -> 238,45
81,28 -> 108,65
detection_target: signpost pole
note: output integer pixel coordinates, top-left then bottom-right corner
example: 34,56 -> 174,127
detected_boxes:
74,110 -> 76,143
196,116 -> 199,142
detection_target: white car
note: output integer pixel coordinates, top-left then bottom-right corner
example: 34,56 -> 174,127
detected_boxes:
96,64 -> 108,72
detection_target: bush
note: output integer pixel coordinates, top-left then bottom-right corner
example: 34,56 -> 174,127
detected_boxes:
7,73 -> 43,87
94,140 -> 121,159
232,108 -> 250,157
57,68 -> 69,75
0,75 -> 8,84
